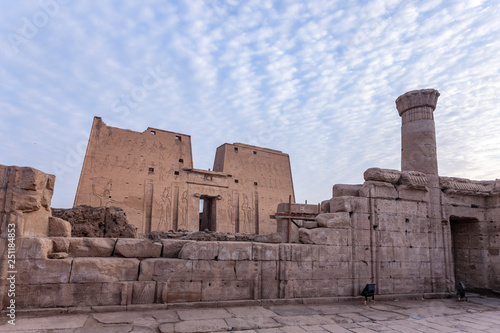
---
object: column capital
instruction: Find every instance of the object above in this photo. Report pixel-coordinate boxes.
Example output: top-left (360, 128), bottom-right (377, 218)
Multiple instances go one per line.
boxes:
top-left (396, 89), bottom-right (440, 117)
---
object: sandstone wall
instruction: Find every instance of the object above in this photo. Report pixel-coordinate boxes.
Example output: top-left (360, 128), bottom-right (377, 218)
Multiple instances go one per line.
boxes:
top-left (8, 236), bottom-right (439, 310)
top-left (74, 117), bottom-right (294, 235)
top-left (310, 168), bottom-right (500, 295)
top-left (0, 165), bottom-right (72, 310)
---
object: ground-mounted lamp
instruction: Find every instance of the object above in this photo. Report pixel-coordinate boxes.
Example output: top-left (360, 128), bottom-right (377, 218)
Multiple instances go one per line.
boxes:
top-left (456, 282), bottom-right (467, 302)
top-left (361, 283), bottom-right (376, 305)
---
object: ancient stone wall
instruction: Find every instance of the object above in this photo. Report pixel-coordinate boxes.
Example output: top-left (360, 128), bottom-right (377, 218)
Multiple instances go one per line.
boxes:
top-left (74, 117), bottom-right (294, 235)
top-left (8, 235), bottom-right (449, 310)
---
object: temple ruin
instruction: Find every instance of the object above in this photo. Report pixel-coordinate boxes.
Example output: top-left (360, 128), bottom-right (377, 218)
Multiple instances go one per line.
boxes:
top-left (74, 117), bottom-right (295, 235)
top-left (0, 89), bottom-right (498, 312)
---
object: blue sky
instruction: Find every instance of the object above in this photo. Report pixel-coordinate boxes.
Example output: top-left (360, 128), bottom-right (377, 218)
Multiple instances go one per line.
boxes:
top-left (1, 0), bottom-right (499, 208)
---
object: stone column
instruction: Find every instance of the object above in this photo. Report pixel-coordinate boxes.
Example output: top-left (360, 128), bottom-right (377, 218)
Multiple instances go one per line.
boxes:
top-left (395, 89), bottom-right (440, 175)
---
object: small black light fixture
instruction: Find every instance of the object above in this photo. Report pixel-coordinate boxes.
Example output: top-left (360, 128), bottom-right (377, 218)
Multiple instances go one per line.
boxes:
top-left (456, 281), bottom-right (467, 302)
top-left (361, 283), bottom-right (376, 305)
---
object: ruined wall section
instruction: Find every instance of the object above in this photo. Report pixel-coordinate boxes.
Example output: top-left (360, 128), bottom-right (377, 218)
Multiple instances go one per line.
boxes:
top-left (214, 143), bottom-right (295, 235)
top-left (74, 117), bottom-right (193, 234)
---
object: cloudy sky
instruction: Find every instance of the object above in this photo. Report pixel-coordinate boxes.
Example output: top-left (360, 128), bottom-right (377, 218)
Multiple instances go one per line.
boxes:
top-left (1, 0), bottom-right (499, 208)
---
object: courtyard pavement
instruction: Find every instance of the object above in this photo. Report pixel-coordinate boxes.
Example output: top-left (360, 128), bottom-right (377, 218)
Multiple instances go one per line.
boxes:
top-left (1, 295), bottom-right (500, 333)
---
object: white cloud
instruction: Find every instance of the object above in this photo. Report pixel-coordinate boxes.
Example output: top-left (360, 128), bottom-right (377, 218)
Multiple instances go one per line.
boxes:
top-left (0, 0), bottom-right (499, 208)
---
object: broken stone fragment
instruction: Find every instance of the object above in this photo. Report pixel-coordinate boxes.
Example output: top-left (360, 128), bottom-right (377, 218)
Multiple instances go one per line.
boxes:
top-left (399, 171), bottom-right (428, 190)
top-left (332, 184), bottom-right (362, 197)
top-left (161, 239), bottom-right (194, 258)
top-left (299, 228), bottom-right (349, 245)
top-left (363, 168), bottom-right (401, 184)
top-left (68, 237), bottom-right (116, 257)
top-left (48, 216), bottom-right (72, 237)
top-left (48, 252), bottom-right (69, 259)
top-left (316, 212), bottom-right (350, 229)
top-left (114, 238), bottom-right (162, 258)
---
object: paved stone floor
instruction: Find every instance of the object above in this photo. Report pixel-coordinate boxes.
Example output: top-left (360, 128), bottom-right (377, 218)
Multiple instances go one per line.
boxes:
top-left (1, 296), bottom-right (500, 333)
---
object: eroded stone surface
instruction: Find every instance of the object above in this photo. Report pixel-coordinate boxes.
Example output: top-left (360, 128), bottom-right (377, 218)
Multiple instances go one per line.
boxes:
top-left (315, 213), bottom-right (350, 229)
top-left (70, 258), bottom-right (140, 283)
top-left (52, 205), bottom-right (137, 238)
top-left (114, 239), bottom-right (162, 258)
top-left (48, 216), bottom-right (72, 237)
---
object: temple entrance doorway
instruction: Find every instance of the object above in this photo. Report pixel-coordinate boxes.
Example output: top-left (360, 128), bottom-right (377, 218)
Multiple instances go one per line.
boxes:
top-left (199, 196), bottom-right (216, 231)
top-left (449, 216), bottom-right (484, 292)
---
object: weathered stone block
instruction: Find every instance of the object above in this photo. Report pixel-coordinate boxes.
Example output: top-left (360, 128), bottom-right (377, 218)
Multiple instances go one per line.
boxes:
top-left (290, 244), bottom-right (318, 261)
top-left (16, 283), bottom-right (73, 308)
top-left (161, 239), bottom-right (194, 258)
top-left (350, 213), bottom-right (371, 230)
top-left (321, 199), bottom-right (330, 213)
top-left (261, 261), bottom-right (279, 299)
top-left (353, 261), bottom-right (371, 279)
top-left (397, 185), bottom-right (429, 202)
top-left (48, 252), bottom-right (68, 259)
top-left (292, 279), bottom-right (337, 298)
top-left (68, 238), bottom-right (116, 257)
top-left (285, 261), bottom-right (313, 280)
top-left (353, 246), bottom-right (371, 262)
top-left (352, 229), bottom-right (371, 246)
top-left (160, 281), bottom-right (202, 303)
top-left (191, 260), bottom-right (236, 281)
top-left (52, 237), bottom-right (70, 253)
top-left (235, 260), bottom-right (254, 281)
top-left (16, 237), bottom-right (53, 260)
top-left (48, 216), bottom-right (72, 237)
top-left (139, 258), bottom-right (192, 282)
top-left (299, 228), bottom-right (349, 246)
top-left (399, 171), bottom-right (428, 189)
top-left (374, 199), bottom-right (398, 215)
top-left (317, 245), bottom-right (351, 262)
top-left (218, 241), bottom-right (252, 260)
top-left (312, 261), bottom-right (351, 280)
top-left (17, 259), bottom-right (72, 284)
top-left (332, 184), bottom-right (362, 197)
top-left (70, 282), bottom-right (103, 306)
top-left (178, 241), bottom-right (219, 260)
top-left (70, 258), bottom-right (140, 283)
top-left (252, 243), bottom-right (279, 261)
top-left (316, 212), bottom-right (350, 229)
top-left (132, 281), bottom-right (156, 304)
top-left (114, 238), bottom-right (162, 258)
top-left (201, 280), bottom-right (252, 301)
top-left (364, 168), bottom-right (401, 184)
top-left (360, 181), bottom-right (398, 199)
top-left (279, 243), bottom-right (292, 261)
top-left (328, 197), bottom-right (351, 212)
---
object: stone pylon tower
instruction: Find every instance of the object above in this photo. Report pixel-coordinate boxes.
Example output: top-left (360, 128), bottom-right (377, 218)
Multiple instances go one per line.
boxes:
top-left (395, 89), bottom-right (440, 174)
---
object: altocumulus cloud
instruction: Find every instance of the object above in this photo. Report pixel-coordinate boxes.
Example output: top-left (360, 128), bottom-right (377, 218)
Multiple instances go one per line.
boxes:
top-left (0, 0), bottom-right (498, 208)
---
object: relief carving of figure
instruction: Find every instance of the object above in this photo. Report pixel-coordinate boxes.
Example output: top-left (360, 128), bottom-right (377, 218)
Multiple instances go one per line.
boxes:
top-left (157, 187), bottom-right (171, 230)
top-left (91, 179), bottom-right (116, 206)
top-left (242, 194), bottom-right (252, 232)
top-left (180, 190), bottom-right (188, 229)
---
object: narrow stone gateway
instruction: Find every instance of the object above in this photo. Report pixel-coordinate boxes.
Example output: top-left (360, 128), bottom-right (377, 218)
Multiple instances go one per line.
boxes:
top-left (0, 88), bottom-right (498, 311)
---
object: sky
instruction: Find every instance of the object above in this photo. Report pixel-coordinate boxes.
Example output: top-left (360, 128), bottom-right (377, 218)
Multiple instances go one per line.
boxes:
top-left (1, 0), bottom-right (499, 208)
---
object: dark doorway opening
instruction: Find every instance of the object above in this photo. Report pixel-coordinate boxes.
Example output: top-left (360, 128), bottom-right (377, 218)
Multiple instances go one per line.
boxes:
top-left (450, 216), bottom-right (485, 293)
top-left (199, 196), bottom-right (216, 231)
